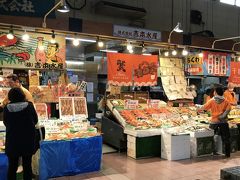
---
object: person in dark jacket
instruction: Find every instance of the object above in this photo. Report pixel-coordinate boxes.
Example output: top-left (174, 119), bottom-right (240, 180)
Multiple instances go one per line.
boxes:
top-left (3, 87), bottom-right (38, 180)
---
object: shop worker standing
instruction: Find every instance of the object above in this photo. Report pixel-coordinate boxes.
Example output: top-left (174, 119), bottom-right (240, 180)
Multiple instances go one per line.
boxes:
top-left (3, 88), bottom-right (38, 180)
top-left (1, 74), bottom-right (34, 107)
top-left (198, 86), bottom-right (231, 158)
top-left (224, 82), bottom-right (237, 106)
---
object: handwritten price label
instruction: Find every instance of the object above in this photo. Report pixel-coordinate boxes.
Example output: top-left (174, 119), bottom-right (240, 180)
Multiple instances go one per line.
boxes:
top-left (147, 99), bottom-right (160, 109)
top-left (124, 100), bottom-right (139, 109)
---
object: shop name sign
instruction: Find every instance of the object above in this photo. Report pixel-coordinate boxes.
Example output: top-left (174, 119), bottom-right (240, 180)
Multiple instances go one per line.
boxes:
top-left (0, 0), bottom-right (55, 17)
top-left (113, 25), bottom-right (161, 41)
top-left (124, 100), bottom-right (139, 109)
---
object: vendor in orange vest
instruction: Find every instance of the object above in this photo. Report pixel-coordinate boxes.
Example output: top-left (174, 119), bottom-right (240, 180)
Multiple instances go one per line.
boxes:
top-left (224, 83), bottom-right (237, 106)
top-left (203, 88), bottom-right (214, 104)
top-left (198, 85), bottom-right (231, 158)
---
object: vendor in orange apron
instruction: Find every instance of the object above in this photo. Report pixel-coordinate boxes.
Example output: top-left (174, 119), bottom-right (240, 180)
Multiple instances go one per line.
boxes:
top-left (199, 86), bottom-right (231, 158)
top-left (224, 83), bottom-right (237, 106)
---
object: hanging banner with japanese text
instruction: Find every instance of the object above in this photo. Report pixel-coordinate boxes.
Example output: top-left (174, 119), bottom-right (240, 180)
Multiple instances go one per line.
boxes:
top-left (0, 0), bottom-right (55, 17)
top-left (0, 29), bottom-right (65, 70)
top-left (107, 53), bottom-right (158, 86)
top-left (202, 51), bottom-right (231, 76)
top-left (228, 62), bottom-right (240, 86)
top-left (185, 54), bottom-right (203, 75)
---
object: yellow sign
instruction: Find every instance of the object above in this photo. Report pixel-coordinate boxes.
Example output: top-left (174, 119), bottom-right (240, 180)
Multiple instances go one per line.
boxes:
top-left (187, 55), bottom-right (203, 64)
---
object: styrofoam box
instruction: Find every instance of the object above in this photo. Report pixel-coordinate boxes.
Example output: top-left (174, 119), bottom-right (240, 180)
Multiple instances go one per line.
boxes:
top-left (0, 121), bottom-right (5, 131)
top-left (127, 135), bottom-right (136, 158)
top-left (161, 132), bottom-right (190, 160)
top-left (189, 130), bottom-right (214, 138)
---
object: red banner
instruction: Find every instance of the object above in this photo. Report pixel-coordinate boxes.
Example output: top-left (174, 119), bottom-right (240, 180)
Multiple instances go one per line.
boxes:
top-left (107, 53), bottom-right (158, 86)
top-left (203, 51), bottom-right (231, 76)
top-left (228, 62), bottom-right (240, 85)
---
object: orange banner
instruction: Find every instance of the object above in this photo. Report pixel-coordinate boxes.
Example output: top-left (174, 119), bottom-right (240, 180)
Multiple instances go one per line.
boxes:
top-left (107, 53), bottom-right (158, 86)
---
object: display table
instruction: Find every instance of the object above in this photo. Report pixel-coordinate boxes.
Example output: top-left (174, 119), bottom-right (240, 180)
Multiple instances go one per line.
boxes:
top-left (0, 153), bottom-right (8, 180)
top-left (39, 136), bottom-right (102, 180)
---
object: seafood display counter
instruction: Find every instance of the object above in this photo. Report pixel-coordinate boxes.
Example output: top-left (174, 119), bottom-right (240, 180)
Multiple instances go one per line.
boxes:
top-left (106, 99), bottom-right (220, 160)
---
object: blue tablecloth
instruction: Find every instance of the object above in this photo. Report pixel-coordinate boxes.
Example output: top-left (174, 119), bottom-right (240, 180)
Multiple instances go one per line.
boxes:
top-left (39, 136), bottom-right (102, 180)
top-left (0, 153), bottom-right (8, 180)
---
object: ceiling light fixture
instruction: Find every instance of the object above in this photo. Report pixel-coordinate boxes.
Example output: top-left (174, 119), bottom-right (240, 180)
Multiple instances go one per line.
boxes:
top-left (164, 51), bottom-right (169, 57)
top-left (127, 42), bottom-right (133, 51)
top-left (50, 30), bottom-right (56, 44)
top-left (142, 53), bottom-right (152, 56)
top-left (22, 30), bottom-right (30, 41)
top-left (65, 37), bottom-right (96, 43)
top-left (66, 61), bottom-right (84, 65)
top-left (72, 38), bottom-right (80, 46)
top-left (172, 50), bottom-right (177, 56)
top-left (168, 22), bottom-right (183, 44)
top-left (57, 0), bottom-right (70, 13)
top-left (97, 39), bottom-right (104, 48)
top-left (42, 0), bottom-right (70, 28)
top-left (198, 52), bottom-right (203, 58)
top-left (182, 48), bottom-right (188, 56)
top-left (100, 49), bottom-right (118, 53)
top-left (7, 27), bottom-right (14, 40)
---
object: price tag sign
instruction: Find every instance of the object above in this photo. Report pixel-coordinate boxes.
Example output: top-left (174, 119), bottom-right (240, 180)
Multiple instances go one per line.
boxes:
top-left (152, 113), bottom-right (167, 119)
top-left (147, 99), bottom-right (160, 109)
top-left (187, 55), bottom-right (203, 64)
top-left (124, 100), bottom-right (139, 109)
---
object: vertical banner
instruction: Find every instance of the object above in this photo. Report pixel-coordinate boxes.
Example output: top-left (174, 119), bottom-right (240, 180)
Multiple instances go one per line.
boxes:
top-left (228, 62), bottom-right (240, 86)
top-left (107, 53), bottom-right (158, 86)
top-left (202, 51), bottom-right (231, 76)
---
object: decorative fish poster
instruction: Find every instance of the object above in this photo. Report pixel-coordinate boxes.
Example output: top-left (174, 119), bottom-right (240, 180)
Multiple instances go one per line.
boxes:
top-left (0, 29), bottom-right (65, 70)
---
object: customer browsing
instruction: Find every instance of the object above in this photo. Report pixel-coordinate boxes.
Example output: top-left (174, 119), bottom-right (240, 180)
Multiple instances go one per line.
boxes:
top-left (3, 87), bottom-right (38, 180)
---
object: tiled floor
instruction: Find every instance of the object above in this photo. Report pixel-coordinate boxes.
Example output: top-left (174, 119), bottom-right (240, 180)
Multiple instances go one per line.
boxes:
top-left (51, 152), bottom-right (240, 180)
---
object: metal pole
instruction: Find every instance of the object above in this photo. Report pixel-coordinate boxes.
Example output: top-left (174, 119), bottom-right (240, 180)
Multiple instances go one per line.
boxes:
top-left (212, 36), bottom-right (240, 49)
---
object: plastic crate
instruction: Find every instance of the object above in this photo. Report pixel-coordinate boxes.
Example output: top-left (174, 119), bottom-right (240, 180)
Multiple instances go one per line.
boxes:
top-left (221, 166), bottom-right (240, 180)
top-left (191, 136), bottom-right (213, 157)
top-left (127, 135), bottom-right (161, 159)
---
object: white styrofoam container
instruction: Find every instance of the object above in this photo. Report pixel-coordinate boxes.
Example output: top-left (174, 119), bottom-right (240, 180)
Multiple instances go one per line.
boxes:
top-left (161, 132), bottom-right (190, 160)
top-left (127, 148), bottom-right (136, 158)
top-left (0, 121), bottom-right (5, 131)
top-left (189, 130), bottom-right (214, 138)
top-left (127, 135), bottom-right (136, 158)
